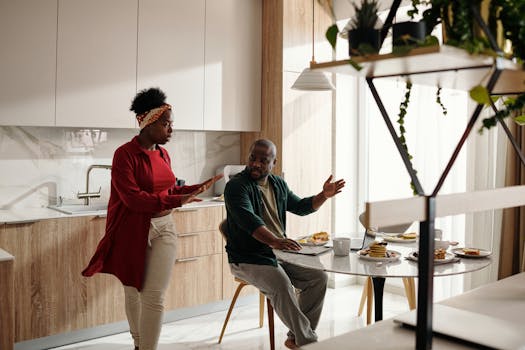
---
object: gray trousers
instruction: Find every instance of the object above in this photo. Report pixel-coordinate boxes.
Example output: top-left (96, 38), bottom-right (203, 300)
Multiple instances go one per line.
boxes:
top-left (229, 260), bottom-right (328, 346)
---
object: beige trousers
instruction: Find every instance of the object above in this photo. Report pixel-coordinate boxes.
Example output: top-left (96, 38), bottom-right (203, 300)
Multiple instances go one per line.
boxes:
top-left (124, 213), bottom-right (177, 350)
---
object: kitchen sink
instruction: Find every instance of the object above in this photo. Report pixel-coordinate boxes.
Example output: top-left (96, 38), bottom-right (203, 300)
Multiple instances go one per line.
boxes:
top-left (48, 204), bottom-right (108, 215)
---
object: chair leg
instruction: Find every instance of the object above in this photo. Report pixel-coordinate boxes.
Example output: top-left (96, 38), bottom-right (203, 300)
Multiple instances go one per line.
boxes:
top-left (259, 291), bottom-right (265, 328)
top-left (218, 282), bottom-right (247, 344)
top-left (267, 298), bottom-right (275, 350)
top-left (357, 279), bottom-right (368, 316)
top-left (366, 277), bottom-right (373, 325)
top-left (402, 277), bottom-right (416, 310)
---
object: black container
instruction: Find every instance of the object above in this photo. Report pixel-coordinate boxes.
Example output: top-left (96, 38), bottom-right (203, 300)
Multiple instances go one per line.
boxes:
top-left (392, 21), bottom-right (426, 46)
top-left (348, 28), bottom-right (381, 56)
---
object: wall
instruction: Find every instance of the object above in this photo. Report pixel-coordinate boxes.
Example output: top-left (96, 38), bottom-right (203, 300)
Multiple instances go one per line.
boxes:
top-left (0, 126), bottom-right (240, 209)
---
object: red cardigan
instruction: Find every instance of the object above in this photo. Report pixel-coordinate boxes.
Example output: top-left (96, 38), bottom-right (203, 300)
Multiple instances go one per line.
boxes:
top-left (81, 136), bottom-right (199, 290)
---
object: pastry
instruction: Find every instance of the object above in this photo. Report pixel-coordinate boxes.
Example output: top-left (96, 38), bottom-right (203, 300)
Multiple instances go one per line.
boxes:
top-left (462, 248), bottom-right (480, 256)
top-left (310, 231), bottom-right (329, 242)
top-left (434, 248), bottom-right (446, 260)
top-left (368, 241), bottom-right (388, 258)
top-left (401, 232), bottom-right (417, 239)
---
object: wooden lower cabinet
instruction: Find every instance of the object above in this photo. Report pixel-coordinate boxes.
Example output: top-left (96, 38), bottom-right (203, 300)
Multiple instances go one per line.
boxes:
top-left (0, 217), bottom-right (94, 341)
top-left (165, 254), bottom-right (223, 309)
top-left (0, 251), bottom-right (14, 350)
top-left (0, 206), bottom-right (230, 343)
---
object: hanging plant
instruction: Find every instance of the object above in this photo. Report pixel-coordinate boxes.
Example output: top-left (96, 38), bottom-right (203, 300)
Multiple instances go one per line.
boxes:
top-left (436, 87), bottom-right (448, 116)
top-left (422, 0), bottom-right (491, 55)
top-left (397, 80), bottom-right (419, 194)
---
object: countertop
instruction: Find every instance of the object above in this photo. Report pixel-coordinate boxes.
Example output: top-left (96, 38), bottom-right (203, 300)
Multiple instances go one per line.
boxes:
top-left (0, 197), bottom-right (224, 224)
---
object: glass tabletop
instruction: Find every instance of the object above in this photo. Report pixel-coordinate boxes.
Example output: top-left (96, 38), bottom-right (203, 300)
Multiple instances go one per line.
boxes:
top-left (274, 243), bottom-right (491, 278)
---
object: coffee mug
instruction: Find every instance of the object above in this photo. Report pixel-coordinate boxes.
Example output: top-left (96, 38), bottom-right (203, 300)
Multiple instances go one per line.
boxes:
top-left (333, 237), bottom-right (351, 256)
top-left (434, 229), bottom-right (443, 240)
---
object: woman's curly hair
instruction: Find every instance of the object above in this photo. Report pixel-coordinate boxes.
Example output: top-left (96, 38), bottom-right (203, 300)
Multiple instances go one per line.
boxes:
top-left (130, 87), bottom-right (167, 115)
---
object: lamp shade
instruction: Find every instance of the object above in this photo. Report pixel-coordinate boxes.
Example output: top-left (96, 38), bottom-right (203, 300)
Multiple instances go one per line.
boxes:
top-left (291, 68), bottom-right (335, 91)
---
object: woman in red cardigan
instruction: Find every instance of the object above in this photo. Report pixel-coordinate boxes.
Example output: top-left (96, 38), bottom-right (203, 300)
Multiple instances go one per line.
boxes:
top-left (82, 87), bottom-right (222, 350)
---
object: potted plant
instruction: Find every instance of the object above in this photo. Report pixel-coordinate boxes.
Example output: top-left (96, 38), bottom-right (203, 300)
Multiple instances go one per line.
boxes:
top-left (392, 0), bottom-right (427, 47)
top-left (324, 0), bottom-right (381, 64)
top-left (346, 0), bottom-right (382, 56)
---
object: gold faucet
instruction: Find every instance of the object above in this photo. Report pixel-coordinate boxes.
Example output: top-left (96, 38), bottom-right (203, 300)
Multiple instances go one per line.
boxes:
top-left (77, 164), bottom-right (112, 205)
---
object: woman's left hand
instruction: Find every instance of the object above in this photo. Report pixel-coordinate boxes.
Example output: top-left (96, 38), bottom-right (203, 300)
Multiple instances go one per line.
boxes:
top-left (195, 174), bottom-right (224, 195)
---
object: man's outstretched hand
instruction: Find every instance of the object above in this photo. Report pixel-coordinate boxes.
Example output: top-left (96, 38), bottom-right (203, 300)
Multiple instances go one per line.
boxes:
top-left (322, 175), bottom-right (345, 198)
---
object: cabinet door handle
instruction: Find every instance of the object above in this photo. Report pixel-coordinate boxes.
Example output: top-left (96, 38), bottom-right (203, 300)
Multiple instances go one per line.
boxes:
top-left (175, 207), bottom-right (198, 212)
top-left (177, 233), bottom-right (200, 237)
top-left (6, 219), bottom-right (38, 225)
top-left (176, 257), bottom-right (198, 263)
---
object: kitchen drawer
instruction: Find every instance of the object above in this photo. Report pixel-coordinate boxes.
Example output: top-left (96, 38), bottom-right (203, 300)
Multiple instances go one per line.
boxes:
top-left (165, 253), bottom-right (222, 309)
top-left (176, 230), bottom-right (222, 259)
top-left (172, 206), bottom-right (223, 234)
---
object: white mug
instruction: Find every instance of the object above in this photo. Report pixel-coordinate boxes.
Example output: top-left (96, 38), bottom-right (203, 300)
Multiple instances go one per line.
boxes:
top-left (333, 237), bottom-right (351, 256)
top-left (434, 229), bottom-right (443, 240)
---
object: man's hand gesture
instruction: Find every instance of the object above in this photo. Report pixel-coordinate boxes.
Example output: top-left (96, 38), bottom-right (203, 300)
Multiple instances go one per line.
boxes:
top-left (322, 175), bottom-right (345, 198)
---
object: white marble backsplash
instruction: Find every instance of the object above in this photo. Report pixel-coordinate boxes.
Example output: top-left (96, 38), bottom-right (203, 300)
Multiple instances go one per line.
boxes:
top-left (0, 126), bottom-right (240, 209)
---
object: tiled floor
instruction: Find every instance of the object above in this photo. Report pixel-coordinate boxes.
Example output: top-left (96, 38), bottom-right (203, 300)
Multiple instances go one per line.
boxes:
top-left (50, 284), bottom-right (409, 350)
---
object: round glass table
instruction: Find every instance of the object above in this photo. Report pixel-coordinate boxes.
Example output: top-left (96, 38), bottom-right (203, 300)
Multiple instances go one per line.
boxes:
top-left (275, 243), bottom-right (491, 322)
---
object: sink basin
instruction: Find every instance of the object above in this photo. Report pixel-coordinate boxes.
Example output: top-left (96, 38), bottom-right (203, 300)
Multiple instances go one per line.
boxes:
top-left (48, 204), bottom-right (108, 215)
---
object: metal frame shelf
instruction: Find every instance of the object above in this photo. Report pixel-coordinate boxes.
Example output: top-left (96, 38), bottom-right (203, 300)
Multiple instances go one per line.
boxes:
top-left (311, 3), bottom-right (525, 349)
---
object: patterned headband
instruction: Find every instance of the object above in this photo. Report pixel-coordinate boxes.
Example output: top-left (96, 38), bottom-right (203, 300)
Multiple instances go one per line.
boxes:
top-left (136, 104), bottom-right (172, 130)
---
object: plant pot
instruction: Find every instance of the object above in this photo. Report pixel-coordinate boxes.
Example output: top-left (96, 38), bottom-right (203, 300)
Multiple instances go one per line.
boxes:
top-left (392, 21), bottom-right (426, 47)
top-left (348, 28), bottom-right (381, 56)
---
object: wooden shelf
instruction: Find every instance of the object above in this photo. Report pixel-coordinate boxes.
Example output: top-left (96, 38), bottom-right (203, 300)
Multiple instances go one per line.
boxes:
top-left (311, 45), bottom-right (525, 95)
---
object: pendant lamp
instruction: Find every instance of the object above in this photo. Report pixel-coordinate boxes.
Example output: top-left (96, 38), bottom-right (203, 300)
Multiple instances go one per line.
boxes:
top-left (291, 0), bottom-right (335, 91)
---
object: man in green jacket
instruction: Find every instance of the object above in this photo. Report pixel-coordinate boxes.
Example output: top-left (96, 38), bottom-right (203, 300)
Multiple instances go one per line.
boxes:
top-left (224, 139), bottom-right (345, 349)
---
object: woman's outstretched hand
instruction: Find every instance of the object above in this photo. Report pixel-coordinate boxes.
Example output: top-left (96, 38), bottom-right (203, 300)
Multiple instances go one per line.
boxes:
top-left (196, 173), bottom-right (224, 195)
top-left (180, 174), bottom-right (224, 205)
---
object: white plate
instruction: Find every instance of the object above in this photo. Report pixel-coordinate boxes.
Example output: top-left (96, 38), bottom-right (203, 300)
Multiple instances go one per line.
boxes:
top-left (382, 234), bottom-right (417, 243)
top-left (452, 247), bottom-right (492, 258)
top-left (408, 251), bottom-right (456, 263)
top-left (296, 236), bottom-right (329, 246)
top-left (357, 249), bottom-right (401, 262)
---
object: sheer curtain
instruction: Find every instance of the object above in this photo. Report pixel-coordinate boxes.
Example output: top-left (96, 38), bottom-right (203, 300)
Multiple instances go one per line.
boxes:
top-left (364, 78), bottom-right (469, 299)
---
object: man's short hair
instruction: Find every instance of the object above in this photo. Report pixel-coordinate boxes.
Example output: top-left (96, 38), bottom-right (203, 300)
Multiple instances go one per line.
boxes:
top-left (250, 139), bottom-right (276, 158)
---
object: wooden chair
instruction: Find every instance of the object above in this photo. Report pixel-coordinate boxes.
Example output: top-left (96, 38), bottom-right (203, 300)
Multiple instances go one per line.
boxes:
top-left (218, 220), bottom-right (275, 350)
top-left (357, 213), bottom-right (416, 324)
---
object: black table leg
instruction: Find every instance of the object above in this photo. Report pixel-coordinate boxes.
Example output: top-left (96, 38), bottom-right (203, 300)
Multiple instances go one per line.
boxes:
top-left (372, 277), bottom-right (386, 321)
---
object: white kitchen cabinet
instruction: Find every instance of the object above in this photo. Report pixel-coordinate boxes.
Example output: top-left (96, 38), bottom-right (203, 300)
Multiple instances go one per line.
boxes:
top-left (55, 0), bottom-right (137, 128)
top-left (0, 0), bottom-right (57, 126)
top-left (204, 0), bottom-right (261, 131)
top-left (137, 0), bottom-right (205, 131)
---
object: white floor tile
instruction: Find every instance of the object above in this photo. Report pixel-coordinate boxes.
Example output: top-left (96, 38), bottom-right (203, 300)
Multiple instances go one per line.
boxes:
top-left (50, 285), bottom-right (410, 350)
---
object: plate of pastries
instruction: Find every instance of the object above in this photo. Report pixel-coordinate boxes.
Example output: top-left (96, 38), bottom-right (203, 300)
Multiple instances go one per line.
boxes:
top-left (408, 248), bottom-right (456, 263)
top-left (382, 232), bottom-right (417, 243)
top-left (451, 247), bottom-right (492, 258)
top-left (357, 241), bottom-right (401, 262)
top-left (296, 231), bottom-right (330, 246)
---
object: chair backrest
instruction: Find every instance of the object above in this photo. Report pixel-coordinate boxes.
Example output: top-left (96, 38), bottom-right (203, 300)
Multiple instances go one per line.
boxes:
top-left (219, 219), bottom-right (228, 240)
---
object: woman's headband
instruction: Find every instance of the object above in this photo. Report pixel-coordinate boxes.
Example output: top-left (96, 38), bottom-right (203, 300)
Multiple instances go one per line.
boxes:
top-left (136, 104), bottom-right (172, 130)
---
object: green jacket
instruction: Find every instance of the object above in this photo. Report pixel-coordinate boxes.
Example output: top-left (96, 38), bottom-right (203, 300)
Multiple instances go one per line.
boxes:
top-left (224, 169), bottom-right (316, 266)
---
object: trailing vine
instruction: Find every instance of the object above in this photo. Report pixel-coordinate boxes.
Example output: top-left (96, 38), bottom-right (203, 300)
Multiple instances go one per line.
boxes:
top-left (480, 94), bottom-right (525, 132)
top-left (397, 80), bottom-right (418, 194)
top-left (436, 87), bottom-right (447, 116)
